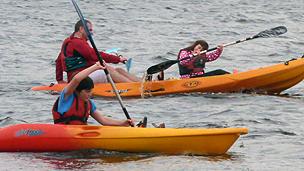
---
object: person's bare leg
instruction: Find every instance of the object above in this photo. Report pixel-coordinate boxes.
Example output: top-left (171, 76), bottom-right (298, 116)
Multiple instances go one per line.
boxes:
top-left (107, 66), bottom-right (133, 83)
top-left (115, 68), bottom-right (141, 82)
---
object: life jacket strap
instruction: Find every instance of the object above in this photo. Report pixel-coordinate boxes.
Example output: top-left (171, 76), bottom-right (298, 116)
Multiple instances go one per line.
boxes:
top-left (54, 115), bottom-right (87, 124)
top-left (63, 42), bottom-right (87, 72)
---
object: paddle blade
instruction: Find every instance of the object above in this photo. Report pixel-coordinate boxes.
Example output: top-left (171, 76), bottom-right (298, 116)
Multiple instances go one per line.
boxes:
top-left (125, 58), bottom-right (132, 72)
top-left (105, 48), bottom-right (121, 54)
top-left (255, 26), bottom-right (287, 38)
top-left (147, 60), bottom-right (179, 74)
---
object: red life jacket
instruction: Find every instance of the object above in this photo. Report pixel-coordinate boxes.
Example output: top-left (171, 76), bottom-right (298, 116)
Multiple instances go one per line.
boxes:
top-left (60, 35), bottom-right (87, 72)
top-left (52, 94), bottom-right (92, 125)
top-left (60, 34), bottom-right (89, 81)
top-left (59, 36), bottom-right (71, 72)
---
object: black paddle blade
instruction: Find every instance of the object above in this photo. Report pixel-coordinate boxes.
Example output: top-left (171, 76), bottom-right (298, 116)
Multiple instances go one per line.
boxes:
top-left (255, 26), bottom-right (287, 38)
top-left (147, 60), bottom-right (179, 74)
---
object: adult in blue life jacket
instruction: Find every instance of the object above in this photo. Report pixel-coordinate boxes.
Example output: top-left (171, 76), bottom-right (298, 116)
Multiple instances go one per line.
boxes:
top-left (52, 62), bottom-right (134, 126)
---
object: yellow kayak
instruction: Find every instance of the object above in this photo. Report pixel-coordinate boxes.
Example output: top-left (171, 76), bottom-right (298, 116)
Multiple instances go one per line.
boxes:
top-left (0, 124), bottom-right (248, 155)
top-left (32, 57), bottom-right (304, 97)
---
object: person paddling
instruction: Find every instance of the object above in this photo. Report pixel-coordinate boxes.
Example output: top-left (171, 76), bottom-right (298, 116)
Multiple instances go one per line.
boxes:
top-left (52, 62), bottom-right (134, 126)
top-left (55, 19), bottom-right (140, 84)
top-left (178, 40), bottom-right (229, 78)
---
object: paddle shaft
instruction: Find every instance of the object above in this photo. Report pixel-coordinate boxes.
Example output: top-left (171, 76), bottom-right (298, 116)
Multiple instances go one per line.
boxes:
top-left (105, 48), bottom-right (132, 72)
top-left (71, 0), bottom-right (132, 123)
top-left (146, 37), bottom-right (258, 74)
top-left (179, 35), bottom-right (259, 62)
top-left (146, 26), bottom-right (287, 74)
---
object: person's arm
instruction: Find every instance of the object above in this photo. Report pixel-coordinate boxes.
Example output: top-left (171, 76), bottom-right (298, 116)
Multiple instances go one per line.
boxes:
top-left (100, 52), bottom-right (124, 64)
top-left (178, 50), bottom-right (195, 69)
top-left (69, 39), bottom-right (99, 62)
top-left (64, 62), bottom-right (106, 97)
top-left (205, 45), bottom-right (224, 62)
top-left (91, 109), bottom-right (134, 126)
top-left (70, 39), bottom-right (123, 64)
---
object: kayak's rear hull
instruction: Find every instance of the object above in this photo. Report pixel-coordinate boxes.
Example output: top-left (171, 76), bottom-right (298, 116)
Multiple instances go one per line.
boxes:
top-left (0, 124), bottom-right (248, 155)
top-left (32, 57), bottom-right (304, 97)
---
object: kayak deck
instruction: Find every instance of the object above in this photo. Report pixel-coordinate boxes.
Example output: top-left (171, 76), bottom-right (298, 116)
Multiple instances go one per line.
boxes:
top-left (0, 124), bottom-right (248, 155)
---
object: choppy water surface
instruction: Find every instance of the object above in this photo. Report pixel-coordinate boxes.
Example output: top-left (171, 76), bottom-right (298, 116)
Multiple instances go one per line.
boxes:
top-left (0, 0), bottom-right (304, 170)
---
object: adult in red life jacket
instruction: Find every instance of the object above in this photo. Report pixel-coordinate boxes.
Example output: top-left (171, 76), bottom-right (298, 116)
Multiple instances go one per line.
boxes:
top-left (177, 40), bottom-right (229, 79)
top-left (55, 19), bottom-right (140, 84)
top-left (52, 61), bottom-right (134, 125)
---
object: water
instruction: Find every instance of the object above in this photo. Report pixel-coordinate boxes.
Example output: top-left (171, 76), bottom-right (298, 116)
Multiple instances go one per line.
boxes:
top-left (0, 0), bottom-right (304, 170)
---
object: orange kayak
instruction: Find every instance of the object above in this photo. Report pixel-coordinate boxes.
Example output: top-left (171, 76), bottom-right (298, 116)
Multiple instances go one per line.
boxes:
top-left (32, 57), bottom-right (304, 97)
top-left (0, 124), bottom-right (248, 155)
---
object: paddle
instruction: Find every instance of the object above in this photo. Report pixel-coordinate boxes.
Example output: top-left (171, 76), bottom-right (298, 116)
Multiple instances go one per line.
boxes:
top-left (71, 0), bottom-right (133, 126)
top-left (105, 48), bottom-right (132, 72)
top-left (125, 58), bottom-right (132, 72)
top-left (105, 48), bottom-right (121, 54)
top-left (146, 26), bottom-right (288, 75)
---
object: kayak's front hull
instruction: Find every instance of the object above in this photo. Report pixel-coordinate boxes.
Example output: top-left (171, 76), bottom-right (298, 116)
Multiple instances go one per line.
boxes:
top-left (0, 124), bottom-right (248, 155)
top-left (32, 57), bottom-right (304, 97)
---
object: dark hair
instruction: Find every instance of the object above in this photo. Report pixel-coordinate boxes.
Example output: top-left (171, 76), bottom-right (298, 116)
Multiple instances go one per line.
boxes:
top-left (184, 40), bottom-right (209, 51)
top-left (74, 19), bottom-right (91, 32)
top-left (76, 77), bottom-right (94, 92)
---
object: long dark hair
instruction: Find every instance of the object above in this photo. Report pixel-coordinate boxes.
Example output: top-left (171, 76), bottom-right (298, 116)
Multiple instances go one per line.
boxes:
top-left (76, 77), bottom-right (94, 92)
top-left (183, 40), bottom-right (209, 51)
top-left (74, 19), bottom-right (91, 32)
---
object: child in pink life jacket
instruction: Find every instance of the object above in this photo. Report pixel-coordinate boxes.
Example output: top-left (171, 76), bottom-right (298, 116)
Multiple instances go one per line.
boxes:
top-left (177, 40), bottom-right (229, 78)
